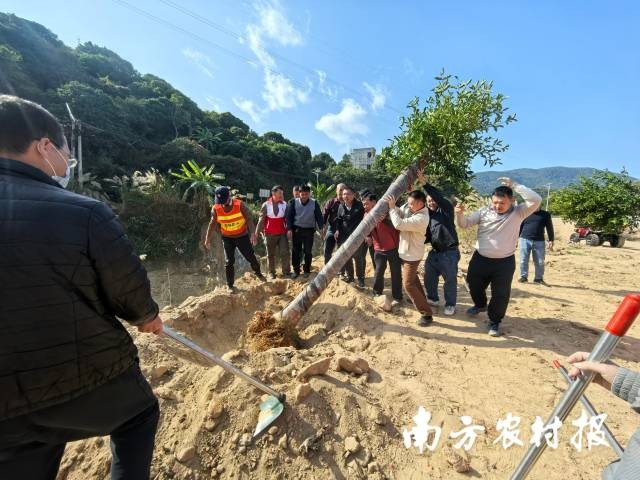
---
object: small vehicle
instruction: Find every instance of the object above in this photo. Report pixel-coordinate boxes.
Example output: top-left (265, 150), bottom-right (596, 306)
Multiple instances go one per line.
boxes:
top-left (568, 226), bottom-right (626, 248)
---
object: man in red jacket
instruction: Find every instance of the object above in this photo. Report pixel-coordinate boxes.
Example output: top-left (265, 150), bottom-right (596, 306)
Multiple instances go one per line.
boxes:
top-left (363, 193), bottom-right (402, 305)
top-left (255, 185), bottom-right (291, 279)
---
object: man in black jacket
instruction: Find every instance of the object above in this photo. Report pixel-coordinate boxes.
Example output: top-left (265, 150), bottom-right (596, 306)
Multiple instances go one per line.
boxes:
top-left (0, 95), bottom-right (163, 480)
top-left (518, 207), bottom-right (554, 283)
top-left (334, 186), bottom-right (366, 287)
top-left (422, 178), bottom-right (460, 315)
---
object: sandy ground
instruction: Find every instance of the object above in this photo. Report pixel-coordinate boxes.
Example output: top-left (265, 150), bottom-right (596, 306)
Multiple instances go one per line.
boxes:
top-left (57, 221), bottom-right (640, 480)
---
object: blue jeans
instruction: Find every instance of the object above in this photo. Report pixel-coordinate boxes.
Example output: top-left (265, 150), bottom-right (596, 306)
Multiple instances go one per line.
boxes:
top-left (423, 249), bottom-right (460, 307)
top-left (519, 238), bottom-right (545, 280)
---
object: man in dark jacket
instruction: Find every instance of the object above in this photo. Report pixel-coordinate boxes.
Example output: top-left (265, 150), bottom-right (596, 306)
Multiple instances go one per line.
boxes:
top-left (287, 185), bottom-right (324, 278)
top-left (422, 179), bottom-right (460, 315)
top-left (518, 207), bottom-right (554, 284)
top-left (0, 95), bottom-right (162, 480)
top-left (322, 183), bottom-right (345, 265)
top-left (335, 186), bottom-right (366, 287)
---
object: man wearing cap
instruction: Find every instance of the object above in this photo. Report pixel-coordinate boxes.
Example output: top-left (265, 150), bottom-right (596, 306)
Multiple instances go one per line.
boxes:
top-left (287, 185), bottom-right (324, 278)
top-left (204, 186), bottom-right (266, 289)
top-left (255, 185), bottom-right (291, 279)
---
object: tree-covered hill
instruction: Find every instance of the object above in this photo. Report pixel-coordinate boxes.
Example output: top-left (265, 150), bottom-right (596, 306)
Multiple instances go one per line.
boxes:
top-left (470, 166), bottom-right (601, 194)
top-left (0, 12), bottom-right (318, 193)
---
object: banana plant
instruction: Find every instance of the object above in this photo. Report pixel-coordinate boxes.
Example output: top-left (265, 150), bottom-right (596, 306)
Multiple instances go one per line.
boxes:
top-left (171, 160), bottom-right (225, 204)
top-left (308, 180), bottom-right (335, 206)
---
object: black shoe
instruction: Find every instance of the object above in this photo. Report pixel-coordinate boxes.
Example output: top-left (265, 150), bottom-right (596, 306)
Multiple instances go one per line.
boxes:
top-left (417, 315), bottom-right (433, 327)
top-left (269, 273), bottom-right (277, 280)
top-left (303, 272), bottom-right (310, 279)
top-left (533, 278), bottom-right (544, 284)
top-left (341, 276), bottom-right (354, 284)
top-left (356, 279), bottom-right (365, 288)
top-left (291, 272), bottom-right (300, 279)
top-left (518, 277), bottom-right (528, 283)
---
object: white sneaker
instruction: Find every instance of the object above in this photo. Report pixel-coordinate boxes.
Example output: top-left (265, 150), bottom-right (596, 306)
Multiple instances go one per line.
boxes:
top-left (443, 305), bottom-right (455, 316)
top-left (391, 299), bottom-right (401, 308)
top-left (427, 298), bottom-right (439, 307)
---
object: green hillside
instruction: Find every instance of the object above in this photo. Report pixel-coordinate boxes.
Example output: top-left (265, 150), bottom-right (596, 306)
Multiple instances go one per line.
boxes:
top-left (0, 12), bottom-right (316, 193)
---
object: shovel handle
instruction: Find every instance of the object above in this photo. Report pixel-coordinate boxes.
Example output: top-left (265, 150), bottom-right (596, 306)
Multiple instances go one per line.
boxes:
top-left (552, 360), bottom-right (624, 457)
top-left (605, 294), bottom-right (640, 337)
top-left (163, 326), bottom-right (285, 402)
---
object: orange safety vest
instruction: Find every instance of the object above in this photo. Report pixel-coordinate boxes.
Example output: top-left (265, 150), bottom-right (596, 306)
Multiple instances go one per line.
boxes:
top-left (213, 199), bottom-right (247, 236)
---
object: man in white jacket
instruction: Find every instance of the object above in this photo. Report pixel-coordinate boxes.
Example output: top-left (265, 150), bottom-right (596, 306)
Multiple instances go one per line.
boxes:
top-left (456, 177), bottom-right (541, 336)
top-left (388, 190), bottom-right (433, 326)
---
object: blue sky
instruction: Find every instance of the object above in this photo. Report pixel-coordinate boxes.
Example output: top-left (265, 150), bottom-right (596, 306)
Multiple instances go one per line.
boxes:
top-left (3, 0), bottom-right (639, 177)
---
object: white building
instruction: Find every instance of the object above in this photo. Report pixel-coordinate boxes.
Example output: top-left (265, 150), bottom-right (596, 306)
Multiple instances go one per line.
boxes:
top-left (350, 147), bottom-right (376, 170)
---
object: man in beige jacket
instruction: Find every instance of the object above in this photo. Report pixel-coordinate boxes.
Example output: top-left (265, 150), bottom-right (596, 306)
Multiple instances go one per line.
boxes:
top-left (388, 190), bottom-right (432, 326)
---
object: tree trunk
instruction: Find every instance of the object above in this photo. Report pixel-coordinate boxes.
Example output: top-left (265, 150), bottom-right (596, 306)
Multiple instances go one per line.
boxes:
top-left (280, 162), bottom-right (421, 328)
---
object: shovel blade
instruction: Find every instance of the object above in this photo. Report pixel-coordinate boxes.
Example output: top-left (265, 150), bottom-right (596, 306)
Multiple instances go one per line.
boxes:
top-left (254, 395), bottom-right (284, 437)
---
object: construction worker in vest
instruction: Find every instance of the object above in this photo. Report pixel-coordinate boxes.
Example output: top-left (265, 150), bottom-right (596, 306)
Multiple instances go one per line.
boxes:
top-left (287, 185), bottom-right (324, 279)
top-left (204, 186), bottom-right (266, 291)
top-left (255, 185), bottom-right (292, 279)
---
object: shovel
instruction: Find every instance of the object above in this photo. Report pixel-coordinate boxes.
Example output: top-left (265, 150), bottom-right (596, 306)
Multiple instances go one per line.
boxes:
top-left (162, 325), bottom-right (285, 437)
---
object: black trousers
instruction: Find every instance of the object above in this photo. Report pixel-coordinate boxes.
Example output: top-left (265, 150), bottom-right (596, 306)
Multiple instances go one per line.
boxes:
top-left (373, 248), bottom-right (403, 300)
top-left (467, 251), bottom-right (516, 325)
top-left (340, 239), bottom-right (366, 281)
top-left (292, 227), bottom-right (315, 273)
top-left (0, 364), bottom-right (159, 480)
top-left (222, 234), bottom-right (261, 287)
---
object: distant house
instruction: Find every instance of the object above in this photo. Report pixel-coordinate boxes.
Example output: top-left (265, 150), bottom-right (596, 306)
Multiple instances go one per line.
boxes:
top-left (350, 147), bottom-right (376, 170)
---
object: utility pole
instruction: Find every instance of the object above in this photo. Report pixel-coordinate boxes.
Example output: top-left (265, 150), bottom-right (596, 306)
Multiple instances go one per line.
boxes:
top-left (65, 103), bottom-right (83, 186)
top-left (545, 183), bottom-right (551, 210)
top-left (312, 168), bottom-right (321, 185)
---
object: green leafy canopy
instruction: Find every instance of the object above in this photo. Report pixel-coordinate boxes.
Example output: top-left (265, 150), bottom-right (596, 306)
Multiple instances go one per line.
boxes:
top-left (551, 170), bottom-right (640, 234)
top-left (380, 70), bottom-right (516, 197)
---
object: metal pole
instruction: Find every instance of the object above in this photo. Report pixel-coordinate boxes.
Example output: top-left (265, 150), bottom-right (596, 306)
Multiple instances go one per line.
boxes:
top-left (77, 120), bottom-right (83, 186)
top-left (552, 360), bottom-right (624, 458)
top-left (510, 294), bottom-right (640, 479)
top-left (545, 183), bottom-right (551, 210)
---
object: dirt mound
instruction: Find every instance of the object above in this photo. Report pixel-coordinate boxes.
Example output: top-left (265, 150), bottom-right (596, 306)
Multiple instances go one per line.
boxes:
top-left (245, 310), bottom-right (300, 352)
top-left (56, 224), bottom-right (640, 479)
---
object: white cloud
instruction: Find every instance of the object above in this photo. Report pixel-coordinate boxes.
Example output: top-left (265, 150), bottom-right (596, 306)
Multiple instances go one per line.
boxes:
top-left (363, 82), bottom-right (387, 111)
top-left (182, 48), bottom-right (215, 79)
top-left (316, 70), bottom-right (338, 101)
top-left (315, 99), bottom-right (369, 146)
top-left (239, 1), bottom-right (309, 117)
top-left (255, 1), bottom-right (303, 46)
top-left (262, 70), bottom-right (311, 110)
top-left (233, 97), bottom-right (263, 123)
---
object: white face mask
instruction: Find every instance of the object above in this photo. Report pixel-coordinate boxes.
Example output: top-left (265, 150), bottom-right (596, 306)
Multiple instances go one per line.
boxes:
top-left (42, 146), bottom-right (77, 189)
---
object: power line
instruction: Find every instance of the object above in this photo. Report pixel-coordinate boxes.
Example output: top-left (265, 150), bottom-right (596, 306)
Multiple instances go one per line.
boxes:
top-left (156, 0), bottom-right (405, 117)
top-left (111, 0), bottom-right (402, 128)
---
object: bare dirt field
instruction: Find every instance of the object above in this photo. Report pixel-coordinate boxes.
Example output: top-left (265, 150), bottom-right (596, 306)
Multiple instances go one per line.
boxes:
top-left (58, 222), bottom-right (640, 480)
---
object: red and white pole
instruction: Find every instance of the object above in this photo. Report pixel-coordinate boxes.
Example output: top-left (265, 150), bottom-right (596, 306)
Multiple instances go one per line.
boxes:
top-left (510, 294), bottom-right (640, 479)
